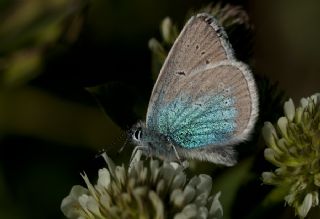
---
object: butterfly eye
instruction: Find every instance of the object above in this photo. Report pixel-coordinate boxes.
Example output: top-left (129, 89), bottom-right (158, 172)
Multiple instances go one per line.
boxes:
top-left (133, 128), bottom-right (142, 140)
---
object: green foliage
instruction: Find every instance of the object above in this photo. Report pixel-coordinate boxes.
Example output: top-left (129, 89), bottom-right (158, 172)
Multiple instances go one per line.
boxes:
top-left (0, 0), bottom-right (88, 87)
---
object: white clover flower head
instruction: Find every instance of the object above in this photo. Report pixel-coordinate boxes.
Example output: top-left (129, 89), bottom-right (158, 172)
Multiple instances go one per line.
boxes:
top-left (262, 93), bottom-right (320, 218)
top-left (61, 152), bottom-right (223, 219)
top-left (187, 2), bottom-right (250, 32)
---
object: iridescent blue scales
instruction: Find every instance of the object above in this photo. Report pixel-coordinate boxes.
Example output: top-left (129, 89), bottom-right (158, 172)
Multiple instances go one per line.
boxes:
top-left (131, 13), bottom-right (258, 166)
top-left (154, 94), bottom-right (237, 148)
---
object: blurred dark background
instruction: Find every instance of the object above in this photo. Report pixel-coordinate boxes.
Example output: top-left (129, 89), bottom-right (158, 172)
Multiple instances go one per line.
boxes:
top-left (0, 0), bottom-right (319, 219)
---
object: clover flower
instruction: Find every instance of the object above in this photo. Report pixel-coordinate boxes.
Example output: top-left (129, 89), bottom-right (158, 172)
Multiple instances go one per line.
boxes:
top-left (200, 3), bottom-right (251, 29)
top-left (262, 93), bottom-right (320, 218)
top-left (61, 152), bottom-right (223, 219)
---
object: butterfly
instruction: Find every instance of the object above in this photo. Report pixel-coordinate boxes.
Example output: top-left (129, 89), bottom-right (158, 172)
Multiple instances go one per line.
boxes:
top-left (130, 13), bottom-right (258, 166)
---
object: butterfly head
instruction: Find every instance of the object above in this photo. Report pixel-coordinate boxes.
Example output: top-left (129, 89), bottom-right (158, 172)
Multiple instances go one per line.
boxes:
top-left (130, 121), bottom-right (146, 145)
top-left (130, 122), bottom-right (180, 161)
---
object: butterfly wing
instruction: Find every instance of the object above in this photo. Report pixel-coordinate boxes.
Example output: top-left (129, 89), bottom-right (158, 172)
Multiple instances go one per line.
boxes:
top-left (146, 13), bottom-right (258, 165)
top-left (147, 13), bottom-right (234, 125)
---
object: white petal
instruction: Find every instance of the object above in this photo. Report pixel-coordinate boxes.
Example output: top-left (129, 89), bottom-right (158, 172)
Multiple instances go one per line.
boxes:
top-left (262, 122), bottom-right (281, 153)
top-left (156, 179), bottom-right (166, 195)
top-left (284, 193), bottom-right (295, 205)
top-left (161, 163), bottom-right (176, 183)
top-left (161, 17), bottom-right (173, 42)
top-left (174, 204), bottom-right (197, 219)
top-left (148, 38), bottom-right (164, 53)
top-left (78, 194), bottom-right (89, 210)
top-left (115, 166), bottom-right (126, 186)
top-left (100, 194), bottom-right (111, 209)
top-left (173, 213), bottom-right (185, 219)
top-left (187, 176), bottom-right (200, 187)
top-left (171, 172), bottom-right (187, 190)
top-left (284, 98), bottom-right (295, 121)
top-left (149, 191), bottom-right (164, 219)
top-left (169, 162), bottom-right (180, 170)
top-left (263, 122), bottom-right (277, 137)
top-left (78, 194), bottom-right (95, 218)
top-left (132, 187), bottom-right (147, 197)
top-left (101, 152), bottom-right (117, 177)
top-left (196, 174), bottom-right (212, 196)
top-left (295, 107), bottom-right (303, 123)
top-left (198, 206), bottom-right (209, 219)
top-left (183, 185), bottom-right (196, 204)
top-left (264, 148), bottom-right (281, 166)
top-left (97, 168), bottom-right (111, 189)
top-left (170, 189), bottom-right (184, 207)
top-left (297, 193), bottom-right (313, 218)
top-left (277, 117), bottom-right (288, 139)
top-left (194, 192), bottom-right (208, 206)
top-left (60, 185), bottom-right (88, 219)
top-left (277, 138), bottom-right (288, 152)
top-left (311, 93), bottom-right (320, 104)
top-left (150, 160), bottom-right (160, 183)
top-left (312, 191), bottom-right (319, 206)
top-left (81, 172), bottom-right (98, 201)
top-left (209, 191), bottom-right (223, 217)
top-left (137, 166), bottom-right (148, 183)
top-left (262, 172), bottom-right (277, 184)
top-left (300, 98), bottom-right (308, 108)
top-left (86, 196), bottom-right (102, 217)
top-left (313, 173), bottom-right (320, 187)
top-left (129, 150), bottom-right (142, 173)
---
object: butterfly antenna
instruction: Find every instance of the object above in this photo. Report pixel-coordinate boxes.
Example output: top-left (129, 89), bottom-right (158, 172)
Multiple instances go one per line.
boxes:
top-left (118, 129), bottom-right (130, 153)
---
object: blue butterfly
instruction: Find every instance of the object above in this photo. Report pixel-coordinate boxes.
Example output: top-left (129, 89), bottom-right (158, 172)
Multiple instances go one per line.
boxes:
top-left (131, 13), bottom-right (258, 166)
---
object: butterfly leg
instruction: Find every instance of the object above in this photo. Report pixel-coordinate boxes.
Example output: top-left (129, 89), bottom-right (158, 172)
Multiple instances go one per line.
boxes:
top-left (170, 144), bottom-right (182, 165)
top-left (129, 146), bottom-right (149, 171)
top-left (130, 146), bottom-right (146, 163)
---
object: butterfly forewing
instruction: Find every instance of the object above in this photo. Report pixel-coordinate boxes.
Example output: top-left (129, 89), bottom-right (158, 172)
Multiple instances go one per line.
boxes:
top-left (146, 14), bottom-right (234, 126)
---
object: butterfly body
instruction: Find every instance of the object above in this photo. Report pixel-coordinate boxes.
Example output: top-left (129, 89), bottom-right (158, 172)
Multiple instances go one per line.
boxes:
top-left (131, 123), bottom-right (176, 161)
top-left (131, 13), bottom-right (258, 166)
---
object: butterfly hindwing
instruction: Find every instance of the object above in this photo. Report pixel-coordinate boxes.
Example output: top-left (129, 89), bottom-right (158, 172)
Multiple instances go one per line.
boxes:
top-left (151, 61), bottom-right (257, 147)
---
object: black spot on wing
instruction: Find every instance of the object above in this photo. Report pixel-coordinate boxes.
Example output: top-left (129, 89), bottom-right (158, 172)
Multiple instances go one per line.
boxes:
top-left (176, 71), bottom-right (186, 76)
